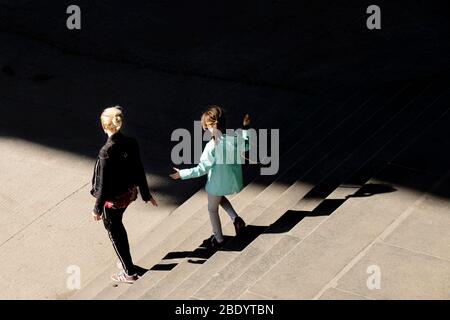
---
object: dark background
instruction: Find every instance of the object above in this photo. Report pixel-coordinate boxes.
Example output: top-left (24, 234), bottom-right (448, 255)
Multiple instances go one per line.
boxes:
top-left (1, 0), bottom-right (449, 202)
top-left (2, 1), bottom-right (449, 94)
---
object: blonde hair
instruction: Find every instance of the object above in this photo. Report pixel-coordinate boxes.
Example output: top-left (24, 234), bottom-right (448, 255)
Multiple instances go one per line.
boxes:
top-left (101, 106), bottom-right (124, 134)
top-left (201, 105), bottom-right (226, 132)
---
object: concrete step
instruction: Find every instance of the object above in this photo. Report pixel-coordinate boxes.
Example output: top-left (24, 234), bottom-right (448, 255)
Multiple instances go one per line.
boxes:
top-left (204, 234), bottom-right (302, 300)
top-left (311, 83), bottom-right (450, 198)
top-left (85, 76), bottom-right (442, 298)
top-left (239, 87), bottom-right (365, 186)
top-left (81, 173), bottom-right (259, 299)
top-left (288, 81), bottom-right (450, 240)
top-left (113, 203), bottom-right (263, 300)
top-left (255, 80), bottom-right (423, 204)
top-left (247, 163), bottom-right (447, 299)
top-left (198, 80), bottom-right (450, 299)
top-left (126, 88), bottom-right (385, 299)
top-left (188, 81), bottom-right (433, 299)
top-left (244, 82), bottom-right (423, 227)
top-left (70, 88), bottom-right (310, 299)
top-left (252, 89), bottom-right (379, 207)
top-left (69, 188), bottom-right (206, 299)
top-left (157, 83), bottom-right (414, 299)
top-left (331, 177), bottom-right (450, 299)
top-left (84, 91), bottom-right (328, 299)
top-left (215, 83), bottom-right (450, 299)
top-left (134, 204), bottom-right (272, 300)
top-left (246, 105), bottom-right (450, 299)
top-left (104, 88), bottom-right (373, 299)
top-left (239, 92), bottom-right (332, 182)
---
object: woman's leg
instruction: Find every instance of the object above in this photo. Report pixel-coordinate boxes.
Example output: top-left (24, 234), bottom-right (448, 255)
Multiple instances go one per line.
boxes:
top-left (102, 206), bottom-right (136, 276)
top-left (207, 193), bottom-right (224, 243)
top-left (219, 196), bottom-right (238, 222)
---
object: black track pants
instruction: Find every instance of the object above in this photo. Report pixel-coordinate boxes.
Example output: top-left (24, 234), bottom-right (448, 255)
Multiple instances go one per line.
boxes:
top-left (102, 206), bottom-right (136, 276)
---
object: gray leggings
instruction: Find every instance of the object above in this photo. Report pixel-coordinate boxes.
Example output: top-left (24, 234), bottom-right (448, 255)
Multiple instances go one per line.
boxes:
top-left (207, 193), bottom-right (238, 243)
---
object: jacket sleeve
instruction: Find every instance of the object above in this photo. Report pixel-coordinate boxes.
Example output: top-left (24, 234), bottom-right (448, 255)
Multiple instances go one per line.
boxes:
top-left (93, 149), bottom-right (109, 215)
top-left (134, 140), bottom-right (152, 202)
top-left (235, 126), bottom-right (251, 157)
top-left (242, 125), bottom-right (250, 152)
top-left (179, 141), bottom-right (215, 180)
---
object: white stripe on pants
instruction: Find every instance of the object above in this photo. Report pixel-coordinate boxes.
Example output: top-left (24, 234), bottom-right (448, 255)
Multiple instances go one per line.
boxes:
top-left (207, 193), bottom-right (238, 243)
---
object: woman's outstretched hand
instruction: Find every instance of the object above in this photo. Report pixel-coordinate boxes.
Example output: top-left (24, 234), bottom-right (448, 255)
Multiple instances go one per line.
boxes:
top-left (170, 167), bottom-right (181, 180)
top-left (92, 212), bottom-right (102, 221)
top-left (243, 114), bottom-right (251, 127)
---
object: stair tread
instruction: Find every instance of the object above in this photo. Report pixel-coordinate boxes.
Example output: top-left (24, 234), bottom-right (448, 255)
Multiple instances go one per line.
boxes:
top-left (113, 88), bottom-right (375, 299)
top-left (250, 165), bottom-right (444, 299)
top-left (249, 136), bottom-right (450, 300)
top-left (76, 78), bottom-right (449, 300)
top-left (72, 89), bottom-right (304, 299)
top-left (140, 83), bottom-right (406, 299)
top-left (176, 80), bottom-right (448, 300)
top-left (126, 88), bottom-right (384, 299)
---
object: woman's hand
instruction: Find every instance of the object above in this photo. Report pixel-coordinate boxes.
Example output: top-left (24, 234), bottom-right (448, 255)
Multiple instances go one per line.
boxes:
top-left (170, 167), bottom-right (181, 180)
top-left (149, 198), bottom-right (158, 207)
top-left (243, 114), bottom-right (251, 127)
top-left (92, 212), bottom-right (102, 221)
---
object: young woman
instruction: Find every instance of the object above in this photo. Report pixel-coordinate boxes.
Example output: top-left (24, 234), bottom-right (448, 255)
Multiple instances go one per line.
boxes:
top-left (170, 105), bottom-right (250, 248)
top-left (91, 106), bottom-right (158, 283)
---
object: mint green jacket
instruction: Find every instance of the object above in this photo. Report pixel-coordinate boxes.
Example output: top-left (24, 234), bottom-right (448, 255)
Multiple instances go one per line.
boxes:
top-left (179, 130), bottom-right (249, 196)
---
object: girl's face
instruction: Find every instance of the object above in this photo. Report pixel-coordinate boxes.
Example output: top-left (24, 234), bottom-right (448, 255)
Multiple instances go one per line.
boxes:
top-left (203, 121), bottom-right (216, 133)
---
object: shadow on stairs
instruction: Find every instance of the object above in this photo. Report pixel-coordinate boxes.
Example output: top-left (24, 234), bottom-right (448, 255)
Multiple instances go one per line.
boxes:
top-left (156, 183), bottom-right (396, 268)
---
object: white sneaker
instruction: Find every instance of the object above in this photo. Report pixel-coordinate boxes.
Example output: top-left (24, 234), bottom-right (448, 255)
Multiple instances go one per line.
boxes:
top-left (111, 271), bottom-right (138, 283)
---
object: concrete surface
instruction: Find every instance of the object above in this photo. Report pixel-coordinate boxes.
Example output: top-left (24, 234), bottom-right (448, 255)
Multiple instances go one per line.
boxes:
top-left (1, 1), bottom-right (450, 300)
top-left (335, 243), bottom-right (450, 300)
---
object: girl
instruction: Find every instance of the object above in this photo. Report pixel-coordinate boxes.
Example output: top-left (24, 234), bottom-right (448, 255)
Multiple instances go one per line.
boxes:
top-left (170, 105), bottom-right (250, 249)
top-left (91, 106), bottom-right (158, 283)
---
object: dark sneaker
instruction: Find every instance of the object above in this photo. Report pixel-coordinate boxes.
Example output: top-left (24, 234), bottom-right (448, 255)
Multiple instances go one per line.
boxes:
top-left (233, 216), bottom-right (246, 235)
top-left (111, 271), bottom-right (138, 283)
top-left (206, 235), bottom-right (224, 250)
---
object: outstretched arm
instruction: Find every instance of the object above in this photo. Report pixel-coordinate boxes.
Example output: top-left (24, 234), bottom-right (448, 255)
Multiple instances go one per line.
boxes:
top-left (171, 141), bottom-right (215, 180)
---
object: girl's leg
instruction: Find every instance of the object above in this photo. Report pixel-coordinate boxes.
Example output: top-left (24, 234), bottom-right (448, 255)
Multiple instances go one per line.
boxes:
top-left (221, 196), bottom-right (246, 235)
top-left (207, 193), bottom-right (224, 243)
top-left (219, 196), bottom-right (238, 222)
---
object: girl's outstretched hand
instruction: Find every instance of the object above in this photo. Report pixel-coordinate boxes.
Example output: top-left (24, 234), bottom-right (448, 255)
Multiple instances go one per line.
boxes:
top-left (170, 167), bottom-right (181, 180)
top-left (243, 114), bottom-right (251, 127)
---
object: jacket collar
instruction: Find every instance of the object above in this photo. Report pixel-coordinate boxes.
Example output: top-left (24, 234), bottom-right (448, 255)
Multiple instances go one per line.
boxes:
top-left (107, 131), bottom-right (123, 143)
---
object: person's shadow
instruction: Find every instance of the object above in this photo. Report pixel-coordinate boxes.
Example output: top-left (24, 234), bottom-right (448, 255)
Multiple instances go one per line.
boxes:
top-left (135, 265), bottom-right (151, 276)
top-left (150, 183), bottom-right (396, 268)
top-left (346, 183), bottom-right (396, 198)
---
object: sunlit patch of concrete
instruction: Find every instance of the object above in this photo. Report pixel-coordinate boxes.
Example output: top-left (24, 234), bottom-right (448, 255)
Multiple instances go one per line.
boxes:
top-left (0, 137), bottom-right (171, 299)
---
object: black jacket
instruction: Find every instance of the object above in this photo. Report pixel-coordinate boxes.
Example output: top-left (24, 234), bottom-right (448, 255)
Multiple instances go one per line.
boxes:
top-left (91, 132), bottom-right (152, 214)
